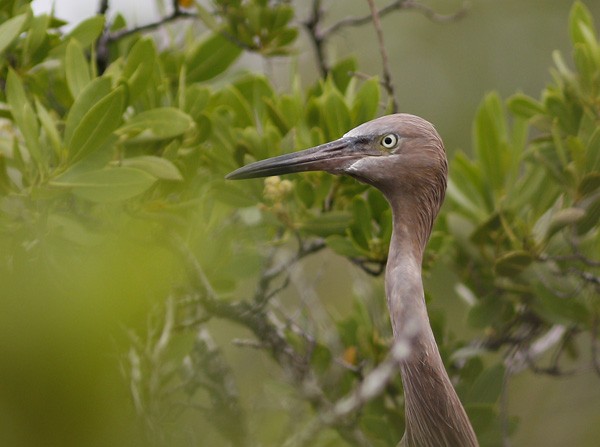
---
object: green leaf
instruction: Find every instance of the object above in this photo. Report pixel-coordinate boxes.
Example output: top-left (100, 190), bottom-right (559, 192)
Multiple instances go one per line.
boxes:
top-left (117, 108), bottom-right (194, 142)
top-left (330, 57), bottom-right (357, 93)
top-left (186, 33), bottom-right (242, 83)
top-left (5, 69), bottom-right (43, 168)
top-left (325, 235), bottom-right (364, 258)
top-left (321, 88), bottom-right (351, 140)
top-left (300, 211), bottom-right (352, 237)
top-left (23, 13), bottom-right (49, 57)
top-left (473, 92), bottom-right (507, 194)
top-left (494, 251), bottom-right (533, 277)
top-left (533, 284), bottom-right (589, 325)
top-left (507, 93), bottom-right (545, 119)
top-left (546, 207), bottom-right (585, 238)
top-left (65, 77), bottom-right (112, 145)
top-left (466, 364), bottom-right (505, 405)
top-left (66, 15), bottom-right (105, 47)
top-left (35, 99), bottom-right (62, 157)
top-left (578, 173), bottom-right (600, 198)
top-left (120, 156), bottom-right (183, 181)
top-left (569, 1), bottom-right (596, 46)
top-left (65, 38), bottom-right (92, 99)
top-left (352, 196), bottom-right (372, 242)
top-left (576, 196), bottom-right (600, 235)
top-left (352, 77), bottom-right (380, 125)
top-left (0, 12), bottom-right (30, 55)
top-left (467, 296), bottom-right (505, 329)
top-left (68, 86), bottom-right (125, 162)
top-left (51, 167), bottom-right (156, 202)
top-left (122, 37), bottom-right (157, 100)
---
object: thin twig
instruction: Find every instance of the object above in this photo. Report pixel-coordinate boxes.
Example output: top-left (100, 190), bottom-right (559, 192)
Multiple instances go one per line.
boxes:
top-left (366, 0), bottom-right (398, 112)
top-left (350, 257), bottom-right (386, 276)
top-left (505, 325), bottom-right (566, 375)
top-left (107, 10), bottom-right (197, 42)
top-left (254, 238), bottom-right (326, 306)
top-left (322, 0), bottom-right (468, 38)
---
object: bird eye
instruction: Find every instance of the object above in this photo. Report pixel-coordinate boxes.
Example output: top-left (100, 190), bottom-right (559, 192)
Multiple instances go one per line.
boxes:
top-left (381, 133), bottom-right (399, 149)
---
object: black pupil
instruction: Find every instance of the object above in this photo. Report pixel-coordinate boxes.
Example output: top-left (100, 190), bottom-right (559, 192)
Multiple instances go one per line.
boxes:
top-left (384, 136), bottom-right (394, 146)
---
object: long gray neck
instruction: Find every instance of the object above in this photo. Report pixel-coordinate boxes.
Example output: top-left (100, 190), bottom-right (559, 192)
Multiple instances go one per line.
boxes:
top-left (386, 197), bottom-right (478, 447)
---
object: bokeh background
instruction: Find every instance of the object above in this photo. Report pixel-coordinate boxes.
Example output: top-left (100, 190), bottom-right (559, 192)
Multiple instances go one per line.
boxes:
top-left (3, 1), bottom-right (599, 446)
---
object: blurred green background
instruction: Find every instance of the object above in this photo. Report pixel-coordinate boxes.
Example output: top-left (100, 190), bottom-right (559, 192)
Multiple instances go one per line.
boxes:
top-left (2, 1), bottom-right (600, 446)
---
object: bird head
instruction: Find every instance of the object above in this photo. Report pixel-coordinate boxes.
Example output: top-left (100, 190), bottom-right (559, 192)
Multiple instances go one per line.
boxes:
top-left (226, 114), bottom-right (447, 212)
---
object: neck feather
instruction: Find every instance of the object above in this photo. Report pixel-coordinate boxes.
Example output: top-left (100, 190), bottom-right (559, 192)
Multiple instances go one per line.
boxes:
top-left (386, 197), bottom-right (478, 447)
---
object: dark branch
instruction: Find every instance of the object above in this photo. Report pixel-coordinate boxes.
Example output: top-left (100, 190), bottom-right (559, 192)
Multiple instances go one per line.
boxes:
top-left (321, 0), bottom-right (468, 38)
top-left (97, 0), bottom-right (109, 15)
top-left (107, 10), bottom-right (197, 42)
top-left (303, 0), bottom-right (329, 77)
top-left (366, 0), bottom-right (398, 112)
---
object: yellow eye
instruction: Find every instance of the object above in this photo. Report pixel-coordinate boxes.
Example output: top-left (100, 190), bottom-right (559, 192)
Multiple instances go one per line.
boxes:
top-left (381, 133), bottom-right (398, 149)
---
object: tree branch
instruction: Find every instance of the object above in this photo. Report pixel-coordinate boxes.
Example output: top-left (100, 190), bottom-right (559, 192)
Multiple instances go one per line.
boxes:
top-left (366, 0), bottom-right (398, 112)
top-left (321, 0), bottom-right (468, 38)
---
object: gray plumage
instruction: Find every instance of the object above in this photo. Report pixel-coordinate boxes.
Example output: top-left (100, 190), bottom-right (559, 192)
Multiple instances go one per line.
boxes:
top-left (227, 114), bottom-right (479, 447)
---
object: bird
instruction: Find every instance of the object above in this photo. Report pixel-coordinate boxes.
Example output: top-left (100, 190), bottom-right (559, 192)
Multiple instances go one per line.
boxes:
top-left (226, 114), bottom-right (479, 447)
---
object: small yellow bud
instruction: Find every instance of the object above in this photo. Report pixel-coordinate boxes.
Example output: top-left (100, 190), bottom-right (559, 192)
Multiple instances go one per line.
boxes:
top-left (263, 176), bottom-right (293, 202)
top-left (342, 346), bottom-right (358, 366)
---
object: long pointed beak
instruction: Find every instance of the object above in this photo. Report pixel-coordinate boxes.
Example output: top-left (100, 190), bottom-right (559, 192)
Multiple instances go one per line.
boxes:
top-left (225, 137), bottom-right (365, 180)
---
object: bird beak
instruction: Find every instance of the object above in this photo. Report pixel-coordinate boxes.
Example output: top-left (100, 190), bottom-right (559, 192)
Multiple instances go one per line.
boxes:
top-left (225, 137), bottom-right (366, 180)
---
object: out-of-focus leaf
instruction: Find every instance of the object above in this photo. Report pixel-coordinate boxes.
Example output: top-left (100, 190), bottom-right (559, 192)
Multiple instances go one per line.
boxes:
top-left (467, 296), bottom-right (505, 329)
top-left (330, 57), bottom-right (357, 93)
top-left (300, 211), bottom-right (352, 237)
top-left (578, 173), bottom-right (600, 197)
top-left (473, 92), bottom-right (507, 194)
top-left (350, 196), bottom-right (371, 250)
top-left (186, 33), bottom-right (242, 83)
top-left (466, 364), bottom-right (505, 405)
top-left (569, 1), bottom-right (596, 46)
top-left (576, 196), bottom-right (600, 235)
top-left (321, 88), bottom-right (351, 141)
top-left (24, 13), bottom-right (49, 56)
top-left (494, 251), bottom-right (533, 277)
top-left (326, 235), bottom-right (364, 258)
top-left (533, 284), bottom-right (589, 325)
top-left (5, 69), bottom-right (43, 168)
top-left (470, 213), bottom-right (501, 245)
top-left (66, 15), bottom-right (105, 47)
top-left (65, 38), bottom-right (91, 99)
top-left (507, 93), bottom-right (545, 119)
top-left (211, 86), bottom-right (253, 128)
top-left (117, 108), bottom-right (194, 142)
top-left (0, 12), bottom-right (29, 55)
top-left (50, 167), bottom-right (156, 202)
top-left (546, 207), bottom-right (585, 238)
top-left (120, 156), bottom-right (183, 181)
top-left (447, 151), bottom-right (490, 218)
top-left (209, 182), bottom-right (257, 208)
top-left (35, 99), bottom-right (62, 157)
top-left (65, 77), bottom-right (112, 145)
top-left (122, 37), bottom-right (157, 100)
top-left (352, 77), bottom-right (380, 125)
top-left (68, 86), bottom-right (125, 162)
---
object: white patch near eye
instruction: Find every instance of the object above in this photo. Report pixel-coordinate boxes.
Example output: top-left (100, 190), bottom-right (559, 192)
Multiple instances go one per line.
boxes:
top-left (381, 133), bottom-right (398, 149)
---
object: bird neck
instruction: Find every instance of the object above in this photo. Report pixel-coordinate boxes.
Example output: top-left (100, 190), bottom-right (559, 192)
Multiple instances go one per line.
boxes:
top-left (386, 197), bottom-right (479, 447)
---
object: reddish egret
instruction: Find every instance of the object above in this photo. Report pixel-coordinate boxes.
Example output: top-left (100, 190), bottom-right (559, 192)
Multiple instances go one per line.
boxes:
top-left (226, 114), bottom-right (478, 447)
